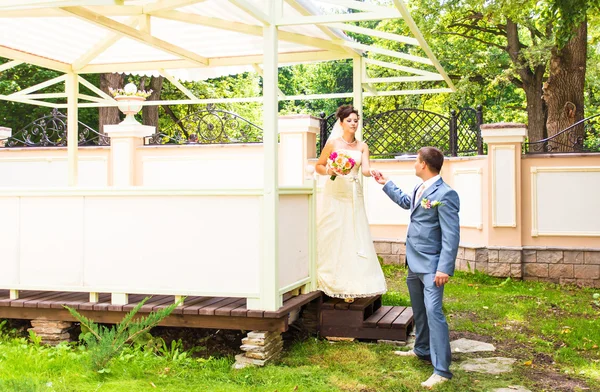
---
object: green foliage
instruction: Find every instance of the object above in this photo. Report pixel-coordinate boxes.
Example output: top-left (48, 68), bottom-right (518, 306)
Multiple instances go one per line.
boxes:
top-left (64, 296), bottom-right (183, 371)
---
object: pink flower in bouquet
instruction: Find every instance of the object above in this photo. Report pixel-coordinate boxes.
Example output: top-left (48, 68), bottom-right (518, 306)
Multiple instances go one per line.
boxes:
top-left (327, 151), bottom-right (356, 181)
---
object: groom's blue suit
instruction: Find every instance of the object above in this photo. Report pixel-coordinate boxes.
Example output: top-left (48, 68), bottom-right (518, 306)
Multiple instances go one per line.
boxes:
top-left (383, 177), bottom-right (460, 379)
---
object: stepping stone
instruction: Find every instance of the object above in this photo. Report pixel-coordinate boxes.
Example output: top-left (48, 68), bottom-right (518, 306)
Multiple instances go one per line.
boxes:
top-left (492, 387), bottom-right (532, 392)
top-left (450, 338), bottom-right (495, 353)
top-left (459, 357), bottom-right (516, 374)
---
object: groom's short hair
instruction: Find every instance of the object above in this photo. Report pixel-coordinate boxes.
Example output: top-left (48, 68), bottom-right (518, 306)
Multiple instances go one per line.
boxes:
top-left (418, 147), bottom-right (444, 173)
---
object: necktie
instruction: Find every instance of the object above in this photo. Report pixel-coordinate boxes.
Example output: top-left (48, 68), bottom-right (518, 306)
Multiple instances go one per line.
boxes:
top-left (414, 183), bottom-right (425, 208)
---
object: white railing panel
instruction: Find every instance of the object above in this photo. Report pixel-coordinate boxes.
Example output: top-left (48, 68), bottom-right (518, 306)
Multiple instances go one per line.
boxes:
top-left (0, 197), bottom-right (19, 286)
top-left (278, 193), bottom-right (310, 290)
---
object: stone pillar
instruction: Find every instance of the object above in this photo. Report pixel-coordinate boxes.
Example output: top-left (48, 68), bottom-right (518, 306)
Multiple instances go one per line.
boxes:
top-left (278, 115), bottom-right (318, 186)
top-left (29, 320), bottom-right (73, 346)
top-left (104, 123), bottom-right (154, 186)
top-left (0, 126), bottom-right (11, 147)
top-left (481, 123), bottom-right (527, 277)
top-left (233, 330), bottom-right (283, 369)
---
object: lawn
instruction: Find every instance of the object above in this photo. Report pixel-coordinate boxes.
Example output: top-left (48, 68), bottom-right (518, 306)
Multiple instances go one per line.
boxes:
top-left (0, 265), bottom-right (598, 392)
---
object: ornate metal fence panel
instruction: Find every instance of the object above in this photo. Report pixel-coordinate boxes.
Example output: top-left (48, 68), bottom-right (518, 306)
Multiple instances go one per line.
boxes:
top-left (317, 107), bottom-right (483, 158)
top-left (364, 109), bottom-right (451, 157)
top-left (147, 104), bottom-right (263, 145)
top-left (524, 113), bottom-right (600, 154)
top-left (452, 106), bottom-right (484, 156)
top-left (1, 109), bottom-right (108, 147)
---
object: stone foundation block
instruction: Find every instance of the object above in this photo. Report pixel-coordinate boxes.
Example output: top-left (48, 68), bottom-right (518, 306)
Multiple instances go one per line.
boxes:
top-left (524, 263), bottom-right (548, 278)
top-left (374, 242), bottom-right (391, 254)
top-left (499, 250), bottom-right (521, 264)
top-left (488, 250), bottom-right (499, 263)
top-left (392, 243), bottom-right (406, 255)
top-left (475, 249), bottom-right (488, 263)
top-left (584, 252), bottom-right (600, 265)
top-left (234, 330), bottom-right (283, 368)
top-left (28, 320), bottom-right (73, 346)
top-left (537, 251), bottom-right (563, 264)
top-left (510, 264), bottom-right (523, 278)
top-left (523, 250), bottom-right (537, 263)
top-left (488, 263), bottom-right (510, 277)
top-left (464, 248), bottom-right (476, 262)
top-left (564, 251), bottom-right (584, 264)
top-left (574, 265), bottom-right (600, 279)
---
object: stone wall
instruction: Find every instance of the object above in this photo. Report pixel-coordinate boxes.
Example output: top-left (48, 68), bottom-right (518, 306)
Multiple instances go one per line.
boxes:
top-left (374, 239), bottom-right (600, 288)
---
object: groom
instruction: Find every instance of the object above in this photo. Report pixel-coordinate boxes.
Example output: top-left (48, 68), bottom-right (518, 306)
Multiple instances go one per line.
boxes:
top-left (373, 147), bottom-right (460, 389)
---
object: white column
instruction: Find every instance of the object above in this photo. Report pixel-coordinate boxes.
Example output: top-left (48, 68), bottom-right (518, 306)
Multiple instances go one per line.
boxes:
top-left (66, 72), bottom-right (79, 186)
top-left (353, 57), bottom-right (363, 141)
top-left (104, 123), bottom-right (154, 186)
top-left (278, 115), bottom-right (318, 186)
top-left (248, 0), bottom-right (282, 312)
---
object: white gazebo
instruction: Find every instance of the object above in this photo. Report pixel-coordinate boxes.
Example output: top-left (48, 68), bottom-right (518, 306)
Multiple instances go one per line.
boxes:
top-left (0, 0), bottom-right (453, 312)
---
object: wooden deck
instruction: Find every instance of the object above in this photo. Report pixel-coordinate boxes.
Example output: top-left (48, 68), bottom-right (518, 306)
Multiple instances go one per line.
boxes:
top-left (0, 290), bottom-right (321, 333)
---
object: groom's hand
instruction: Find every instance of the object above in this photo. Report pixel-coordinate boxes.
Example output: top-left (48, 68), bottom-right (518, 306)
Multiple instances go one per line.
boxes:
top-left (372, 170), bottom-right (388, 185)
top-left (434, 271), bottom-right (449, 287)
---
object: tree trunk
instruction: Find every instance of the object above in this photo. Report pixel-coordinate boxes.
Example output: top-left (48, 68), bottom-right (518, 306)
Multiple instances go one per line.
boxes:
top-left (506, 19), bottom-right (547, 144)
top-left (543, 20), bottom-right (587, 152)
top-left (141, 76), bottom-right (164, 129)
top-left (99, 73), bottom-right (124, 134)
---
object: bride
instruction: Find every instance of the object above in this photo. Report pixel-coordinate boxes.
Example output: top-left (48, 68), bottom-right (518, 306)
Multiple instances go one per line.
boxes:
top-left (315, 105), bottom-right (387, 302)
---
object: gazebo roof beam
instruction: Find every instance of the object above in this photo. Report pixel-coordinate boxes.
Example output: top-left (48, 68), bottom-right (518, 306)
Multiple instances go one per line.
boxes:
top-left (0, 0), bottom-right (123, 10)
top-left (392, 0), bottom-right (456, 91)
top-left (0, 5), bottom-right (142, 17)
top-left (0, 46), bottom-right (71, 72)
top-left (324, 23), bottom-right (419, 46)
top-left (78, 75), bottom-right (115, 101)
top-left (60, 6), bottom-right (209, 66)
top-left (72, 16), bottom-right (139, 71)
top-left (277, 10), bottom-right (401, 26)
top-left (0, 60), bottom-right (24, 72)
top-left (343, 41), bottom-right (432, 65)
top-left (158, 68), bottom-right (198, 100)
top-left (227, 0), bottom-right (271, 25)
top-left (151, 10), bottom-right (345, 53)
top-left (78, 50), bottom-right (350, 73)
top-left (364, 58), bottom-right (439, 77)
top-left (142, 0), bottom-right (207, 14)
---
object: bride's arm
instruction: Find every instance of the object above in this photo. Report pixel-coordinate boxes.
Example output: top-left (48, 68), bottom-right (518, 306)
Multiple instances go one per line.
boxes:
top-left (315, 141), bottom-right (335, 176)
top-left (361, 142), bottom-right (373, 177)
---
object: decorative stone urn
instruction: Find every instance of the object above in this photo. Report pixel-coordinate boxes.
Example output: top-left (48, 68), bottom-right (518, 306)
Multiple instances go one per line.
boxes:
top-left (113, 82), bottom-right (148, 125)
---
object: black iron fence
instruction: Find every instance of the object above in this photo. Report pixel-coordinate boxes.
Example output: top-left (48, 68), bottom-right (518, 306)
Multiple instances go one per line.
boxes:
top-left (0, 108), bottom-right (108, 147)
top-left (318, 106), bottom-right (484, 158)
top-left (146, 104), bottom-right (263, 145)
top-left (523, 114), bottom-right (600, 154)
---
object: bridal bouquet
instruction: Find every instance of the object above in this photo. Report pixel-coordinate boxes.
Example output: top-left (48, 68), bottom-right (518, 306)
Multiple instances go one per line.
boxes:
top-left (327, 151), bottom-right (356, 181)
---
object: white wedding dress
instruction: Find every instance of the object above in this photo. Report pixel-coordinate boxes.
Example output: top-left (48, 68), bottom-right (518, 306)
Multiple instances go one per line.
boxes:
top-left (317, 148), bottom-right (387, 298)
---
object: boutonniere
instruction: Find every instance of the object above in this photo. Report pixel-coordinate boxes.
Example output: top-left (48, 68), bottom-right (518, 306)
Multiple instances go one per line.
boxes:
top-left (421, 198), bottom-right (443, 209)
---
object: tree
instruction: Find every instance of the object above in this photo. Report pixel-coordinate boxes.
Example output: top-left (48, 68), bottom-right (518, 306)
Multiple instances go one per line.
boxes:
top-left (99, 73), bottom-right (124, 134)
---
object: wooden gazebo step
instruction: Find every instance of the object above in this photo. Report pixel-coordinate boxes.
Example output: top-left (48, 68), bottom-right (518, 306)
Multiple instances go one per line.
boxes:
top-left (320, 295), bottom-right (413, 341)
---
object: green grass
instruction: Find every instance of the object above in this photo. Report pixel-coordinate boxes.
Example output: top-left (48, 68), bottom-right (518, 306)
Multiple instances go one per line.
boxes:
top-left (0, 267), bottom-right (599, 391)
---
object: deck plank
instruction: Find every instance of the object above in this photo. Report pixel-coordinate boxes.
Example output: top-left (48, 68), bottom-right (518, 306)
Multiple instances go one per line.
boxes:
top-left (392, 307), bottom-right (413, 329)
top-left (263, 291), bottom-right (322, 318)
top-left (79, 294), bottom-right (111, 311)
top-left (183, 297), bottom-right (225, 315)
top-left (10, 291), bottom-right (54, 308)
top-left (48, 292), bottom-right (89, 309)
top-left (172, 296), bottom-right (210, 315)
top-left (214, 298), bottom-right (246, 317)
top-left (0, 291), bottom-right (42, 307)
top-left (363, 306), bottom-right (393, 328)
top-left (38, 292), bottom-right (81, 309)
top-left (198, 297), bottom-right (240, 316)
top-left (377, 306), bottom-right (406, 328)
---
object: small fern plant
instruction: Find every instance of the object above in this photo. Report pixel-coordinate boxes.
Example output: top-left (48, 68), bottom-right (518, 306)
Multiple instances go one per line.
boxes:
top-left (64, 296), bottom-right (183, 371)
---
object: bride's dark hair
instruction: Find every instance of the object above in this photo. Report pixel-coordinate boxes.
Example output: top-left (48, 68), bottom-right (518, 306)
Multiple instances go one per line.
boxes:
top-left (336, 105), bottom-right (359, 121)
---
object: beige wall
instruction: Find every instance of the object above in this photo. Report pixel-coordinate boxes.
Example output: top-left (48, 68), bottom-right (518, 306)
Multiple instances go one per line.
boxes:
top-left (521, 154), bottom-right (600, 248)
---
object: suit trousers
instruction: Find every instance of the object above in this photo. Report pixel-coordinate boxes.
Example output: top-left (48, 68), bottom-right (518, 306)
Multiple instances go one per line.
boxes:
top-left (407, 267), bottom-right (452, 379)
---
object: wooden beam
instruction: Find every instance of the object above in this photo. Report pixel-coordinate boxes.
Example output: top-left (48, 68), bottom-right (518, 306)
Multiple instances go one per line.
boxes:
top-left (79, 50), bottom-right (350, 73)
top-left (391, 0), bottom-right (456, 91)
top-left (0, 46), bottom-right (71, 72)
top-left (9, 75), bottom-right (67, 96)
top-left (365, 75), bottom-right (444, 83)
top-left (252, 64), bottom-right (285, 98)
top-left (228, 0), bottom-right (270, 25)
top-left (142, 0), bottom-right (207, 14)
top-left (60, 6), bottom-right (209, 66)
top-left (343, 41), bottom-right (432, 65)
top-left (0, 95), bottom-right (61, 107)
top-left (364, 58), bottom-right (439, 77)
top-left (78, 75), bottom-right (115, 101)
top-left (158, 68), bottom-right (198, 100)
top-left (0, 5), bottom-right (142, 16)
top-left (0, 60), bottom-right (24, 72)
top-left (324, 23), bottom-right (419, 46)
top-left (72, 16), bottom-right (139, 71)
top-left (0, 0), bottom-right (123, 10)
top-left (277, 10), bottom-right (401, 26)
top-left (151, 10), bottom-right (345, 52)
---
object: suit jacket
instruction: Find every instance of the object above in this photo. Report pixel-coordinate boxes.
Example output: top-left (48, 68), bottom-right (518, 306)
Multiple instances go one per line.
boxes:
top-left (382, 178), bottom-right (460, 275)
